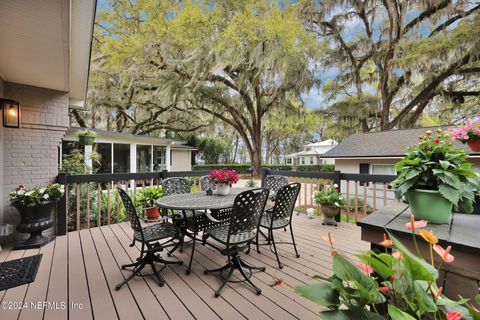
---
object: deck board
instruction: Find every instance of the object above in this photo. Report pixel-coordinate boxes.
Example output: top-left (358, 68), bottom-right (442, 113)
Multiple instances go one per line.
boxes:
top-left (0, 215), bottom-right (369, 319)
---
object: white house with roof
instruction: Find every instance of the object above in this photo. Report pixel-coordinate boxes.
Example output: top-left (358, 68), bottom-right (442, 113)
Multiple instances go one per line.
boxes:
top-left (285, 139), bottom-right (337, 165)
top-left (62, 127), bottom-right (196, 173)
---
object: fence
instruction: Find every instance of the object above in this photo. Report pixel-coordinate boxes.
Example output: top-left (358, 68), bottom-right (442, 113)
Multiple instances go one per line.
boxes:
top-left (56, 169), bottom-right (397, 235)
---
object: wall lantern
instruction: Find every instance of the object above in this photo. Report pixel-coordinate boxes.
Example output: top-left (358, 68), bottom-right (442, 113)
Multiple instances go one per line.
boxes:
top-left (1, 99), bottom-right (20, 128)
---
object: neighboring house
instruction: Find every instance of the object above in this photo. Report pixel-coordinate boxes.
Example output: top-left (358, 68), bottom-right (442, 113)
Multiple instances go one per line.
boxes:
top-left (0, 0), bottom-right (97, 242)
top-left (62, 128), bottom-right (196, 173)
top-left (285, 139), bottom-right (338, 165)
top-left (322, 127), bottom-right (480, 174)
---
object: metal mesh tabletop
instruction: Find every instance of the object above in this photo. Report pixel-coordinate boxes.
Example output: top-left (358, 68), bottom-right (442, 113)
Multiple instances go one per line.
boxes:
top-left (155, 188), bottom-right (250, 211)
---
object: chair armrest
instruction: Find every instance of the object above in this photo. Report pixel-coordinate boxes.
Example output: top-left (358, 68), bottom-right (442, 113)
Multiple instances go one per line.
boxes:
top-left (205, 211), bottom-right (222, 223)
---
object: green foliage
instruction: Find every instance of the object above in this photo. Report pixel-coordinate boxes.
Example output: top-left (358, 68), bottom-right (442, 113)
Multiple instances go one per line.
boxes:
top-left (246, 179), bottom-right (258, 188)
top-left (59, 149), bottom-right (101, 175)
top-left (393, 129), bottom-right (480, 213)
top-left (295, 230), bottom-right (476, 319)
top-left (314, 186), bottom-right (345, 208)
top-left (75, 129), bottom-right (96, 137)
top-left (192, 164), bottom-right (335, 174)
top-left (192, 135), bottom-right (230, 164)
top-left (134, 186), bottom-right (163, 208)
top-left (346, 197), bottom-right (374, 214)
top-left (10, 183), bottom-right (64, 207)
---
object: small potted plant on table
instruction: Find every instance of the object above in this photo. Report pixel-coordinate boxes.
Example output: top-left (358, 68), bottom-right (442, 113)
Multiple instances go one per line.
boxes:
top-left (314, 184), bottom-right (345, 226)
top-left (449, 120), bottom-right (480, 152)
top-left (393, 129), bottom-right (479, 224)
top-left (207, 169), bottom-right (240, 196)
top-left (76, 129), bottom-right (96, 146)
top-left (10, 183), bottom-right (65, 249)
top-left (135, 186), bottom-right (163, 220)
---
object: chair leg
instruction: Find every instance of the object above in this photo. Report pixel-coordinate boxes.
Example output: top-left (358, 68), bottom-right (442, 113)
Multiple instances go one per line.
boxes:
top-left (239, 259), bottom-right (266, 271)
top-left (214, 266), bottom-right (234, 298)
top-left (129, 238), bottom-right (136, 247)
top-left (237, 263), bottom-right (262, 295)
top-left (290, 223), bottom-right (300, 258)
top-left (204, 262), bottom-right (232, 274)
top-left (256, 230), bottom-right (261, 254)
top-left (116, 260), bottom-right (147, 290)
top-left (270, 231), bottom-right (283, 269)
top-left (121, 260), bottom-right (141, 270)
top-left (284, 227), bottom-right (287, 232)
top-left (186, 235), bottom-right (196, 274)
top-left (167, 239), bottom-right (182, 256)
top-left (149, 262), bottom-right (165, 287)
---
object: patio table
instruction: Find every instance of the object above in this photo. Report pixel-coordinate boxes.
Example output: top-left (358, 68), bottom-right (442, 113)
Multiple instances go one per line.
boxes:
top-left (357, 201), bottom-right (480, 304)
top-left (155, 188), bottom-right (251, 273)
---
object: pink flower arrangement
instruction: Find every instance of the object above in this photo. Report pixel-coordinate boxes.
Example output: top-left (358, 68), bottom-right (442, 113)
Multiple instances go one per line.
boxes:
top-left (207, 169), bottom-right (240, 186)
top-left (448, 120), bottom-right (480, 143)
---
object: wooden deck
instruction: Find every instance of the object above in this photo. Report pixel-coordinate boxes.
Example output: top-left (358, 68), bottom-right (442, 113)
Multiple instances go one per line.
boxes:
top-left (0, 215), bottom-right (370, 320)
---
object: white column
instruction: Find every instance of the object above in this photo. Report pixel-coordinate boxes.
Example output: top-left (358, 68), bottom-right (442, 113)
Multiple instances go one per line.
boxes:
top-left (84, 144), bottom-right (93, 173)
top-left (150, 145), bottom-right (154, 172)
top-left (166, 144), bottom-right (171, 172)
top-left (111, 143), bottom-right (114, 173)
top-left (130, 143), bottom-right (137, 173)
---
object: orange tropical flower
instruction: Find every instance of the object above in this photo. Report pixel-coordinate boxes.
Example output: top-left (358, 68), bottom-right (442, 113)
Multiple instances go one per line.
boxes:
top-left (446, 312), bottom-right (462, 320)
top-left (379, 233), bottom-right (393, 248)
top-left (379, 286), bottom-right (393, 293)
top-left (419, 229), bottom-right (438, 244)
top-left (406, 215), bottom-right (428, 231)
top-left (321, 235), bottom-right (334, 243)
top-left (431, 286), bottom-right (443, 298)
top-left (433, 245), bottom-right (454, 263)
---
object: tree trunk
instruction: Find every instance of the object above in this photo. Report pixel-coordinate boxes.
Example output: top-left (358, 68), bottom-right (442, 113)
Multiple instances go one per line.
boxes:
top-left (250, 124), bottom-right (263, 176)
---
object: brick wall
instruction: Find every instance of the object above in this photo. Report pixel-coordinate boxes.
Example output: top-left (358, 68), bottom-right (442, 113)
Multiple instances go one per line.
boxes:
top-left (0, 82), bottom-right (69, 245)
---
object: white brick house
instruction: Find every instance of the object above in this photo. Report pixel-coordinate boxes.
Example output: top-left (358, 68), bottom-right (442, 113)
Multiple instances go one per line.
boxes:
top-left (0, 0), bottom-right (96, 244)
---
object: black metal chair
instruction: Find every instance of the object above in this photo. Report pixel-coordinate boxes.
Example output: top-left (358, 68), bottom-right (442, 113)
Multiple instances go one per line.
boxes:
top-left (263, 175), bottom-right (289, 200)
top-left (199, 175), bottom-right (215, 191)
top-left (116, 187), bottom-right (182, 290)
top-left (256, 183), bottom-right (301, 269)
top-left (203, 188), bottom-right (269, 297)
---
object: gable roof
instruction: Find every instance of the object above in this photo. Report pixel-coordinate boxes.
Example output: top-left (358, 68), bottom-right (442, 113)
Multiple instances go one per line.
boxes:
top-left (322, 126), bottom-right (480, 158)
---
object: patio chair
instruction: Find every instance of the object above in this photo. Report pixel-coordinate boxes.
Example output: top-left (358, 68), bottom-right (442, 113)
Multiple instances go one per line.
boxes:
top-left (263, 175), bottom-right (289, 200)
top-left (116, 188), bottom-right (182, 290)
top-left (263, 174), bottom-right (289, 231)
top-left (203, 188), bottom-right (269, 297)
top-left (199, 175), bottom-right (215, 191)
top-left (256, 183), bottom-right (301, 269)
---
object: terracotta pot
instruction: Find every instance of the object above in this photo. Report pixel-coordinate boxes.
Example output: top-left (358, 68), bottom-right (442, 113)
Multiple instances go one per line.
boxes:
top-left (145, 207), bottom-right (160, 220)
top-left (467, 137), bottom-right (480, 152)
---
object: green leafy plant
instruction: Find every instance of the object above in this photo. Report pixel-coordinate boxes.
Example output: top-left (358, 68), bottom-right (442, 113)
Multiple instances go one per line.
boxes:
top-left (10, 183), bottom-right (65, 207)
top-left (314, 185), bottom-right (346, 208)
top-left (392, 129), bottom-right (480, 213)
top-left (295, 218), bottom-right (480, 319)
top-left (76, 129), bottom-right (97, 137)
top-left (246, 179), bottom-right (258, 188)
top-left (346, 197), bottom-right (374, 214)
top-left (135, 187), bottom-right (163, 208)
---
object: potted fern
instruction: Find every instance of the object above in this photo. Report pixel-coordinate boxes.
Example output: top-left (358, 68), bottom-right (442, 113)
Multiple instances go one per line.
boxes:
top-left (392, 129), bottom-right (479, 223)
top-left (135, 186), bottom-right (163, 220)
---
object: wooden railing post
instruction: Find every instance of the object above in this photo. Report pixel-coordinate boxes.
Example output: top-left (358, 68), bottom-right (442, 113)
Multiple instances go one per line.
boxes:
top-left (57, 173), bottom-right (68, 236)
top-left (260, 168), bottom-right (268, 188)
top-left (333, 170), bottom-right (341, 222)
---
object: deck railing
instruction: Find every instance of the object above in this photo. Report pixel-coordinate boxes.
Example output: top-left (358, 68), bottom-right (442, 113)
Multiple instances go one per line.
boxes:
top-left (56, 169), bottom-right (397, 235)
top-left (261, 169), bottom-right (397, 222)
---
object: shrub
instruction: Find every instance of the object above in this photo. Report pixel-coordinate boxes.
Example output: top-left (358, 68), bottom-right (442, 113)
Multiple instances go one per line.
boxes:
top-left (134, 186), bottom-right (163, 208)
top-left (345, 197), bottom-right (374, 214)
top-left (192, 164), bottom-right (335, 174)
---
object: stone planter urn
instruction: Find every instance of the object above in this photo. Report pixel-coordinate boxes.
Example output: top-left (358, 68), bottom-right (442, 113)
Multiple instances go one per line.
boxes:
top-left (12, 201), bottom-right (55, 250)
top-left (215, 183), bottom-right (231, 196)
top-left (321, 205), bottom-right (340, 227)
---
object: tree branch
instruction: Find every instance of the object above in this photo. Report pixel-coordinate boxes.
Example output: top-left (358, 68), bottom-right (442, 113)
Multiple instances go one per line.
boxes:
top-left (429, 3), bottom-right (480, 36)
top-left (403, 0), bottom-right (450, 34)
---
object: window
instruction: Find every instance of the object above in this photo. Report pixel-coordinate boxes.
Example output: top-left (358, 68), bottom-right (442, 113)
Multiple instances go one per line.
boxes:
top-left (301, 157), bottom-right (305, 165)
top-left (359, 163), bottom-right (370, 174)
top-left (153, 146), bottom-right (166, 171)
top-left (310, 156), bottom-right (314, 164)
top-left (137, 145), bottom-right (152, 172)
top-left (286, 158), bottom-right (292, 164)
top-left (372, 164), bottom-right (396, 175)
top-left (93, 143), bottom-right (112, 173)
top-left (113, 143), bottom-right (130, 173)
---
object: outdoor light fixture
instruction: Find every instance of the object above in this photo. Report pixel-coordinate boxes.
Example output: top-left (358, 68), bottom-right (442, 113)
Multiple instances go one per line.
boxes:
top-left (1, 99), bottom-right (20, 128)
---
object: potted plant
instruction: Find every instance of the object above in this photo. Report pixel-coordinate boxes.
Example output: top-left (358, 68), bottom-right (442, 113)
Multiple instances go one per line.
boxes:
top-left (135, 186), bottom-right (163, 219)
top-left (314, 184), bottom-right (345, 226)
top-left (207, 169), bottom-right (240, 195)
top-left (295, 219), bottom-right (480, 319)
top-left (10, 183), bottom-right (65, 249)
top-left (76, 129), bottom-right (96, 146)
top-left (393, 129), bottom-right (479, 224)
top-left (448, 120), bottom-right (480, 152)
